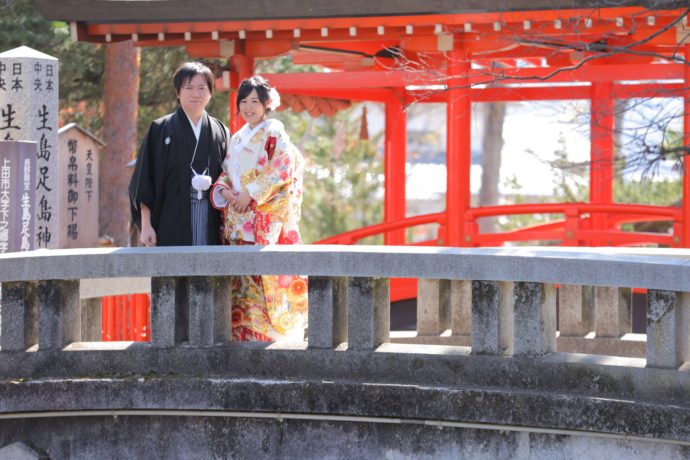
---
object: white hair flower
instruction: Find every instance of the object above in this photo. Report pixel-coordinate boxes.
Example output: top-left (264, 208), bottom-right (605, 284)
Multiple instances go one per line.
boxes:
top-left (267, 87), bottom-right (281, 111)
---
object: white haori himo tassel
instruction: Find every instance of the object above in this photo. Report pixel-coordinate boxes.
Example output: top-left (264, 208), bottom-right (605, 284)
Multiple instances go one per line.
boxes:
top-left (191, 170), bottom-right (212, 199)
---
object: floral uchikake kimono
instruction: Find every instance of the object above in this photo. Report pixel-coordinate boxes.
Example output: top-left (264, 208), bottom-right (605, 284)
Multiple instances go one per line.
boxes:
top-left (211, 118), bottom-right (307, 342)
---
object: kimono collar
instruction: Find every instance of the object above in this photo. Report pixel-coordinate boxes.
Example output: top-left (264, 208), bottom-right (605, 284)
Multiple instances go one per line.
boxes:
top-left (184, 110), bottom-right (206, 141)
top-left (235, 120), bottom-right (267, 152)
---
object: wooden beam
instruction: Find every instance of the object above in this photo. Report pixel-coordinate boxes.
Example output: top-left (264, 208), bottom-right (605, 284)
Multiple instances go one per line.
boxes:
top-left (36, 1), bottom-right (670, 23)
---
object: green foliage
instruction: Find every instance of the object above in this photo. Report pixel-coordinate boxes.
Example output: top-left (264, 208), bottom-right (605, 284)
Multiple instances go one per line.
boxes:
top-left (297, 112), bottom-right (383, 244)
top-left (614, 178), bottom-right (681, 206)
top-left (271, 102), bottom-right (383, 244)
top-left (0, 1), bottom-right (105, 134)
top-left (0, 0), bottom-right (56, 49)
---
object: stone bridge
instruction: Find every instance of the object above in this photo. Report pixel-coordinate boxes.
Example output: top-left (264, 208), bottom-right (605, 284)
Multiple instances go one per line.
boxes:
top-left (0, 246), bottom-right (689, 459)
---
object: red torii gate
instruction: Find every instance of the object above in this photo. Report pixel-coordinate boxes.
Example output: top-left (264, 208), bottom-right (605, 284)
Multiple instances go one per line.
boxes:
top-left (38, 1), bottom-right (690, 268)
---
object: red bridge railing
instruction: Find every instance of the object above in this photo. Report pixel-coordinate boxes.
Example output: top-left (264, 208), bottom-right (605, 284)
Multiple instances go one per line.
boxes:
top-left (314, 202), bottom-right (682, 301)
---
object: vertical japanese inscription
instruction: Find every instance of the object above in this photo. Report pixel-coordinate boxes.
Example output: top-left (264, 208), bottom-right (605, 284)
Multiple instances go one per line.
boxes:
top-left (85, 148), bottom-right (94, 202)
top-left (20, 157), bottom-right (32, 250)
top-left (36, 103), bottom-right (53, 248)
top-left (0, 158), bottom-right (11, 252)
top-left (66, 137), bottom-right (79, 240)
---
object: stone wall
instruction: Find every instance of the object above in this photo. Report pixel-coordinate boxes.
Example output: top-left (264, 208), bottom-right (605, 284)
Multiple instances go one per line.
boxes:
top-left (0, 245), bottom-right (689, 458)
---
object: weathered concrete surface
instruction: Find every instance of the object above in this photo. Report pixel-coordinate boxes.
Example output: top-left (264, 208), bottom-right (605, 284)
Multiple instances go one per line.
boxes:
top-left (450, 279), bottom-right (471, 335)
top-left (0, 344), bottom-right (689, 421)
top-left (0, 414), bottom-right (688, 460)
top-left (1, 246), bottom-right (689, 456)
top-left (471, 281), bottom-right (513, 355)
top-left (417, 279), bottom-right (450, 335)
top-left (79, 297), bottom-right (101, 342)
top-left (212, 276), bottom-right (233, 343)
top-left (559, 284), bottom-right (594, 336)
top-left (595, 286), bottom-right (631, 338)
top-left (0, 442), bottom-right (46, 460)
top-left (308, 276), bottom-right (347, 349)
top-left (347, 277), bottom-right (389, 350)
top-left (513, 282), bottom-right (556, 355)
top-left (646, 290), bottom-right (690, 369)
top-left (38, 280), bottom-right (80, 350)
top-left (391, 333), bottom-right (648, 358)
top-left (0, 282), bottom-right (31, 351)
top-left (150, 277), bottom-right (176, 347)
top-left (1, 246), bottom-right (689, 292)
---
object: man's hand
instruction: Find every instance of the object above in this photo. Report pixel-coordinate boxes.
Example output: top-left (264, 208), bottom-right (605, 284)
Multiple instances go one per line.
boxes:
top-left (140, 204), bottom-right (157, 247)
top-left (140, 225), bottom-right (157, 247)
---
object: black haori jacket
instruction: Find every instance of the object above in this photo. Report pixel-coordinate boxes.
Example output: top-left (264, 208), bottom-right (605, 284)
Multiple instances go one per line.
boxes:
top-left (129, 107), bottom-right (228, 246)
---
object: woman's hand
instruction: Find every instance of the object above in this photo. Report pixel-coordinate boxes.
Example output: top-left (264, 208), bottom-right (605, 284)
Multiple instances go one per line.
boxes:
top-left (233, 190), bottom-right (253, 213)
top-left (221, 188), bottom-right (237, 208)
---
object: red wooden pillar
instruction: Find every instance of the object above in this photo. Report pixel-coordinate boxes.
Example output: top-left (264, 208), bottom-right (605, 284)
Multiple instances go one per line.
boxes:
top-left (683, 44), bottom-right (690, 247)
top-left (384, 91), bottom-right (407, 245)
top-left (446, 50), bottom-right (472, 247)
top-left (590, 81), bottom-right (615, 240)
top-left (228, 55), bottom-right (254, 132)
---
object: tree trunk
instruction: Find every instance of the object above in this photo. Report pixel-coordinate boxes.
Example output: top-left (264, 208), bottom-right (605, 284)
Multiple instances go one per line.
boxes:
top-left (100, 40), bottom-right (140, 246)
top-left (478, 102), bottom-right (506, 233)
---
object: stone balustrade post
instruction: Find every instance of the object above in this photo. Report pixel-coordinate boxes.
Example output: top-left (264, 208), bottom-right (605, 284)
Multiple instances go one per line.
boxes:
top-left (38, 280), bottom-right (80, 349)
top-left (594, 286), bottom-right (631, 338)
top-left (80, 298), bottom-right (102, 342)
top-left (417, 279), bottom-right (450, 335)
top-left (347, 277), bottom-right (389, 350)
top-left (0, 281), bottom-right (38, 351)
top-left (514, 282), bottom-right (557, 355)
top-left (450, 280), bottom-right (472, 336)
top-left (471, 281), bottom-right (514, 355)
top-left (150, 277), bottom-right (179, 347)
top-left (308, 276), bottom-right (348, 349)
top-left (188, 276), bottom-right (214, 347)
top-left (212, 276), bottom-right (233, 343)
top-left (646, 290), bottom-right (690, 369)
top-left (558, 285), bottom-right (594, 336)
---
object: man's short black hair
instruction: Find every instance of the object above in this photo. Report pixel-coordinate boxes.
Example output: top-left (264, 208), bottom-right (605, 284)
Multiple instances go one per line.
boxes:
top-left (173, 62), bottom-right (214, 99)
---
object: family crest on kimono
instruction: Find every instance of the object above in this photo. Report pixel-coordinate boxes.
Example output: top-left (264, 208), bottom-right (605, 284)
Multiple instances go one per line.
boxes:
top-left (210, 75), bottom-right (308, 342)
top-left (129, 62), bottom-right (228, 247)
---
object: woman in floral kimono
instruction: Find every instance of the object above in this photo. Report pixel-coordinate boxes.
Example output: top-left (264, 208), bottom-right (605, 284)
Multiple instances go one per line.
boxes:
top-left (210, 76), bottom-right (307, 342)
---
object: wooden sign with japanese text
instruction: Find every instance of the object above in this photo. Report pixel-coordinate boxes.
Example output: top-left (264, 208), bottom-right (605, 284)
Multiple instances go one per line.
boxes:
top-left (57, 124), bottom-right (101, 248)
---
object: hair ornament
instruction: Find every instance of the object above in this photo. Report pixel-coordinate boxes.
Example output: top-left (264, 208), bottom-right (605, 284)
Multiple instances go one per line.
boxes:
top-left (267, 87), bottom-right (281, 111)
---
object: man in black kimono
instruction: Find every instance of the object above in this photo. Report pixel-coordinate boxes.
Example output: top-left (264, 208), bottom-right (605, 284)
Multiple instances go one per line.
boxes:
top-left (129, 62), bottom-right (228, 246)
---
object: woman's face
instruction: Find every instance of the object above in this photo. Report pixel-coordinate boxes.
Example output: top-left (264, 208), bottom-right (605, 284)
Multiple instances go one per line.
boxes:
top-left (239, 89), bottom-right (267, 128)
top-left (177, 74), bottom-right (211, 118)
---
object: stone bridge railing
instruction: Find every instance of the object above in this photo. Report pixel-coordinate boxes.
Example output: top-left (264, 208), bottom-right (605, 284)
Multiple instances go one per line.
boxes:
top-left (0, 246), bottom-right (689, 458)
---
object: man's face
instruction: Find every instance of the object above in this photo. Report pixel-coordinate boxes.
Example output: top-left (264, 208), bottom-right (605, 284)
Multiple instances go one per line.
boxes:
top-left (177, 74), bottom-right (211, 116)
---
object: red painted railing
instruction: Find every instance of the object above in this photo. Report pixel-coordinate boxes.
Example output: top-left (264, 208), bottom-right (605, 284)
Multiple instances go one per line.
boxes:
top-left (314, 203), bottom-right (683, 301)
top-left (316, 212), bottom-right (446, 245)
top-left (464, 203), bottom-right (681, 247)
top-left (316, 203), bottom-right (682, 248)
top-left (101, 294), bottom-right (150, 342)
